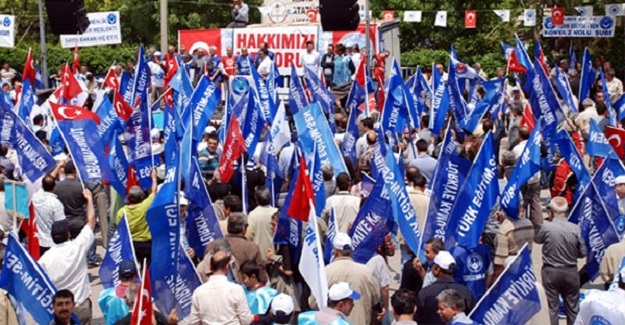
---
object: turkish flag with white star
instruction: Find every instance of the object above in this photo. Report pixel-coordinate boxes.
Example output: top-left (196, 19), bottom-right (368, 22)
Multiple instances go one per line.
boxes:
top-left (131, 264), bottom-right (153, 325)
top-left (552, 7), bottom-right (564, 26)
top-left (465, 10), bottom-right (477, 28)
top-left (60, 64), bottom-right (84, 102)
top-left (50, 102), bottom-right (101, 124)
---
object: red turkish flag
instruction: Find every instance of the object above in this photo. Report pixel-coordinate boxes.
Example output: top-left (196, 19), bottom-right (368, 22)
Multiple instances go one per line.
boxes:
top-left (465, 10), bottom-right (477, 28)
top-left (217, 115), bottom-right (246, 183)
top-left (520, 102), bottom-right (536, 131)
top-left (20, 203), bottom-right (40, 260)
top-left (113, 90), bottom-right (133, 121)
top-left (382, 10), bottom-right (395, 21)
top-left (605, 126), bottom-right (625, 159)
top-left (551, 7), bottom-right (565, 26)
top-left (287, 156), bottom-right (315, 222)
top-left (60, 64), bottom-right (83, 102)
top-left (126, 166), bottom-right (140, 199)
top-left (163, 55), bottom-right (179, 89)
top-left (306, 9), bottom-right (318, 22)
top-left (507, 50), bottom-right (527, 73)
top-left (104, 67), bottom-right (119, 90)
top-left (22, 48), bottom-right (36, 84)
top-left (50, 102), bottom-right (101, 124)
top-left (131, 265), bottom-right (153, 325)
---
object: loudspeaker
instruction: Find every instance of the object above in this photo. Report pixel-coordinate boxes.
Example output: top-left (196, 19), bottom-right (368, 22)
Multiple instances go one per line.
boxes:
top-left (319, 0), bottom-right (360, 31)
top-left (45, 0), bottom-right (90, 35)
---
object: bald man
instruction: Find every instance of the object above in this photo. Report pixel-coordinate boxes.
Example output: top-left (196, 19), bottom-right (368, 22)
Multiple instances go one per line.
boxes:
top-left (534, 196), bottom-right (586, 325)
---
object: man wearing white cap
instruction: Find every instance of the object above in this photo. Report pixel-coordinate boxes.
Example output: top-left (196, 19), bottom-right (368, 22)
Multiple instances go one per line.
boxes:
top-left (270, 293), bottom-right (295, 325)
top-left (416, 251), bottom-right (474, 325)
top-left (300, 282), bottom-right (360, 325)
top-left (322, 233), bottom-right (381, 325)
top-left (600, 176), bottom-right (625, 286)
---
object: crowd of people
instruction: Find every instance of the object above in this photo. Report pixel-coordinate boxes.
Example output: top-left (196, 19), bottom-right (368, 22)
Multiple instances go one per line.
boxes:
top-left (0, 37), bottom-right (625, 325)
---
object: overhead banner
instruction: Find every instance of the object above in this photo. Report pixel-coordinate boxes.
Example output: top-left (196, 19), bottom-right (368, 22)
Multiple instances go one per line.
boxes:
top-left (542, 16), bottom-right (615, 38)
top-left (178, 25), bottom-right (379, 75)
top-left (259, 0), bottom-right (366, 24)
top-left (60, 11), bottom-right (122, 48)
top-left (0, 15), bottom-right (15, 48)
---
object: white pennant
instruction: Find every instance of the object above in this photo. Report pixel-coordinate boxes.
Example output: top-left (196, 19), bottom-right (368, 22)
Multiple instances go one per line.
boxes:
top-left (493, 9), bottom-right (510, 22)
top-left (434, 11), bottom-right (447, 27)
top-left (606, 4), bottom-right (625, 16)
top-left (404, 10), bottom-right (422, 23)
top-left (257, 6), bottom-right (271, 15)
top-left (575, 5), bottom-right (593, 17)
top-left (524, 9), bottom-right (536, 26)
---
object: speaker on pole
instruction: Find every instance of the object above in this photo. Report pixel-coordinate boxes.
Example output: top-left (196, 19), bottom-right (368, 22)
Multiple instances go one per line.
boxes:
top-left (45, 0), bottom-right (90, 35)
top-left (319, 0), bottom-right (360, 31)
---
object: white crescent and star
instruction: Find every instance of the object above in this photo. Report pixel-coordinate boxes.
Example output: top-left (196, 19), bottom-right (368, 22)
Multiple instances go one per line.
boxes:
top-left (608, 134), bottom-right (622, 147)
top-left (57, 105), bottom-right (81, 119)
top-left (467, 13), bottom-right (475, 22)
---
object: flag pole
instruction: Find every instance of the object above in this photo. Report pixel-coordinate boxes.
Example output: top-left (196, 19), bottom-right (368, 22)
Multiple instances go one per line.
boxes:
top-left (11, 181), bottom-right (17, 232)
top-left (240, 155), bottom-right (247, 214)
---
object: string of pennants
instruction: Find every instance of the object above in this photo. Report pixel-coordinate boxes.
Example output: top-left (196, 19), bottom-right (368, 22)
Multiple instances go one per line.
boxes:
top-left (376, 4), bottom-right (625, 28)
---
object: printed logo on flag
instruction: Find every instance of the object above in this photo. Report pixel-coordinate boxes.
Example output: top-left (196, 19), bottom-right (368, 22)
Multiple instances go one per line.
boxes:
top-left (3, 17), bottom-right (9, 27)
top-left (600, 17), bottom-right (614, 29)
top-left (467, 253), bottom-right (484, 273)
top-left (107, 13), bottom-right (117, 24)
top-left (455, 63), bottom-right (467, 74)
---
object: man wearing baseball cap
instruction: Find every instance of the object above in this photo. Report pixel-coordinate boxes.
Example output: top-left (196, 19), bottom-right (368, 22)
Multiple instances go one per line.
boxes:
top-left (98, 260), bottom-right (138, 325)
top-left (299, 282), bottom-right (360, 325)
top-left (269, 293), bottom-right (295, 325)
top-left (416, 251), bottom-right (474, 324)
top-left (322, 233), bottom-right (381, 325)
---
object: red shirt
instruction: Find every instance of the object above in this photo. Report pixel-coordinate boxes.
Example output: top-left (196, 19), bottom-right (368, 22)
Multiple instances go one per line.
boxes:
top-left (221, 55), bottom-right (236, 77)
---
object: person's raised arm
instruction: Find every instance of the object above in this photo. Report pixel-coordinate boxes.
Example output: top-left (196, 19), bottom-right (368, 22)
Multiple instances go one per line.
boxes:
top-left (150, 168), bottom-right (158, 195)
top-left (84, 189), bottom-right (95, 231)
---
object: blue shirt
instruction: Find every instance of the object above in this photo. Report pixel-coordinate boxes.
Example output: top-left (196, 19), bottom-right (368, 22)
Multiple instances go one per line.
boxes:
top-left (97, 287), bottom-right (129, 325)
top-left (209, 55), bottom-right (222, 82)
top-left (408, 154), bottom-right (438, 182)
top-left (450, 244), bottom-right (493, 301)
top-left (236, 55), bottom-right (252, 75)
top-left (332, 55), bottom-right (352, 87)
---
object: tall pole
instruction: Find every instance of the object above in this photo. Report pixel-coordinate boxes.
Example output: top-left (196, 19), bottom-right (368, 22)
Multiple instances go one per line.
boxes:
top-left (364, 0), bottom-right (371, 65)
top-left (160, 0), bottom-right (168, 53)
top-left (38, 0), bottom-right (48, 88)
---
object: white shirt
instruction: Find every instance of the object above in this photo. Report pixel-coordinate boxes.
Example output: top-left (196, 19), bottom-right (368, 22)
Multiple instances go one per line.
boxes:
top-left (574, 289), bottom-right (625, 325)
top-left (31, 190), bottom-right (66, 248)
top-left (606, 77), bottom-right (624, 104)
top-left (190, 274), bottom-right (254, 325)
top-left (257, 57), bottom-right (273, 79)
top-left (366, 254), bottom-right (392, 289)
top-left (148, 61), bottom-right (165, 88)
top-left (39, 226), bottom-right (94, 305)
top-left (301, 50), bottom-right (321, 74)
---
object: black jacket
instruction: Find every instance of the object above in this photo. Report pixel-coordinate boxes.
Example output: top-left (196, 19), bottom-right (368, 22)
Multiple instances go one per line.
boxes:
top-left (415, 275), bottom-right (475, 325)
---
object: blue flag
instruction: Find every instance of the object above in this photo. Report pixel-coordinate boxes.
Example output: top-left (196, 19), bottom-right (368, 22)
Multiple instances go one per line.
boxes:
top-left (578, 47), bottom-right (594, 103)
top-left (587, 119), bottom-right (614, 157)
top-left (344, 77), bottom-right (365, 116)
top-left (405, 66), bottom-right (430, 127)
top-left (555, 130), bottom-right (592, 199)
top-left (0, 233), bottom-right (57, 324)
top-left (273, 151), bottom-right (302, 259)
top-left (592, 157), bottom-right (625, 235)
top-left (371, 126), bottom-right (421, 259)
top-left (342, 103), bottom-right (361, 165)
top-left (146, 133), bottom-right (181, 314)
top-left (323, 207), bottom-right (337, 264)
top-left (569, 183), bottom-right (621, 280)
top-left (124, 44), bottom-right (150, 107)
top-left (448, 132), bottom-right (499, 250)
top-left (289, 66), bottom-right (308, 115)
top-left (460, 78), bottom-right (505, 133)
top-left (0, 105), bottom-right (55, 182)
top-left (261, 131), bottom-right (285, 207)
top-left (615, 94), bottom-right (625, 121)
top-left (170, 67), bottom-right (194, 115)
top-left (500, 121), bottom-right (542, 218)
top-left (152, 244), bottom-right (203, 319)
top-left (554, 65), bottom-right (578, 113)
top-left (185, 76), bottom-right (221, 143)
top-left (303, 65), bottom-right (335, 132)
top-left (99, 215), bottom-right (137, 289)
top-left (17, 79), bottom-right (35, 126)
top-left (430, 64), bottom-right (450, 136)
top-left (96, 94), bottom-right (123, 144)
top-left (293, 103), bottom-right (348, 176)
top-left (568, 42), bottom-right (577, 75)
top-left (241, 87), bottom-right (264, 157)
top-left (349, 174), bottom-right (394, 264)
top-left (124, 99), bottom-right (153, 188)
top-left (469, 245), bottom-right (541, 325)
top-left (308, 141), bottom-right (326, 217)
top-left (185, 157), bottom-right (223, 259)
top-left (251, 60), bottom-right (276, 122)
top-left (108, 133), bottom-right (132, 198)
top-left (513, 34), bottom-right (535, 95)
top-left (381, 61), bottom-right (408, 147)
top-left (530, 60), bottom-right (566, 134)
top-left (49, 125), bottom-right (65, 156)
top-left (35, 65), bottom-right (44, 90)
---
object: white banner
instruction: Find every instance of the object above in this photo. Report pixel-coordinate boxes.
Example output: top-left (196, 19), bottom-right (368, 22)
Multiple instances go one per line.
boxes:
top-left (542, 16), bottom-right (616, 38)
top-left (524, 9), bottom-right (536, 26)
top-left (60, 11), bottom-right (121, 48)
top-left (404, 11), bottom-right (422, 23)
top-left (260, 0), bottom-right (366, 25)
top-left (0, 15), bottom-right (15, 48)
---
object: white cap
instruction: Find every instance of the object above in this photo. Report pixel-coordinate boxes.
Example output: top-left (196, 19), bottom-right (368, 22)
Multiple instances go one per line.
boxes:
top-left (150, 128), bottom-right (161, 140)
top-left (156, 164), bottom-right (166, 180)
top-left (332, 232), bottom-right (352, 250)
top-left (512, 86), bottom-right (520, 92)
top-left (151, 143), bottom-right (164, 156)
top-left (204, 126), bottom-right (216, 134)
top-left (179, 193), bottom-right (189, 206)
top-left (433, 251), bottom-right (456, 270)
top-left (154, 51), bottom-right (162, 57)
top-left (615, 175), bottom-right (625, 185)
top-left (328, 282), bottom-right (361, 301)
top-left (270, 293), bottom-right (294, 315)
top-left (54, 152), bottom-right (68, 162)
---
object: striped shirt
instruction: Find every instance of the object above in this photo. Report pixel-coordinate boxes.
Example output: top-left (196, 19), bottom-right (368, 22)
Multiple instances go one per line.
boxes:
top-left (494, 217), bottom-right (534, 265)
top-left (535, 217), bottom-right (586, 268)
top-left (32, 190), bottom-right (66, 248)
